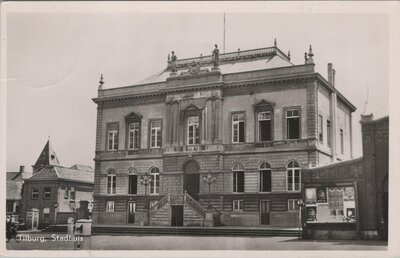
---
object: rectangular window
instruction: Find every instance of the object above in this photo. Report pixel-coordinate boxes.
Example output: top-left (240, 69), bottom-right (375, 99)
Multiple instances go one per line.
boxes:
top-left (43, 207), bottom-right (50, 223)
top-left (286, 109), bottom-right (300, 140)
top-left (150, 120), bottom-right (162, 148)
top-left (233, 171), bottom-right (244, 193)
top-left (288, 199), bottom-right (300, 210)
top-left (106, 201), bottom-right (114, 212)
top-left (260, 170), bottom-right (272, 192)
top-left (287, 170), bottom-right (301, 191)
top-left (233, 200), bottom-right (243, 211)
top-left (258, 112), bottom-right (272, 141)
top-left (327, 120), bottom-right (331, 146)
top-left (340, 129), bottom-right (344, 153)
top-left (150, 174), bottom-right (160, 194)
top-left (6, 201), bottom-right (13, 213)
top-left (232, 113), bottom-right (245, 143)
top-left (107, 123), bottom-right (119, 151)
top-left (31, 188), bottom-right (39, 199)
top-left (64, 187), bottom-right (69, 199)
top-left (43, 187), bottom-right (51, 199)
top-left (187, 116), bottom-right (200, 145)
top-left (70, 190), bottom-right (75, 202)
top-left (318, 115), bottom-right (323, 142)
top-left (128, 122), bottom-right (140, 150)
top-left (107, 175), bottom-right (116, 194)
top-left (128, 175), bottom-right (137, 194)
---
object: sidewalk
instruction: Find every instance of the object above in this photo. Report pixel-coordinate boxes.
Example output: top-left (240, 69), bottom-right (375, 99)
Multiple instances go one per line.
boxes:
top-left (6, 232), bottom-right (387, 250)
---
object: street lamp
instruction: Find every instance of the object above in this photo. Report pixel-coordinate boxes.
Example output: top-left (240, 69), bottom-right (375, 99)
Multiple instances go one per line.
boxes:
top-left (140, 173), bottom-right (152, 226)
top-left (297, 199), bottom-right (304, 240)
top-left (203, 171), bottom-right (217, 210)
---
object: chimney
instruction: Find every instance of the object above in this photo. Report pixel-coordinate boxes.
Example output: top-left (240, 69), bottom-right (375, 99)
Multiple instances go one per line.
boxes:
top-left (328, 63), bottom-right (335, 87)
top-left (19, 165), bottom-right (25, 173)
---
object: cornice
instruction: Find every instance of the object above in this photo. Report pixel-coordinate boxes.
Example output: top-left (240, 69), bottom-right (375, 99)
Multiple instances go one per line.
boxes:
top-left (92, 73), bottom-right (326, 105)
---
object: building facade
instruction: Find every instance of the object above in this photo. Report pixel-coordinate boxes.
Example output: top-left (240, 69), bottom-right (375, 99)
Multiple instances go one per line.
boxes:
top-left (92, 43), bottom-right (355, 227)
top-left (20, 140), bottom-right (94, 229)
top-left (302, 115), bottom-right (388, 240)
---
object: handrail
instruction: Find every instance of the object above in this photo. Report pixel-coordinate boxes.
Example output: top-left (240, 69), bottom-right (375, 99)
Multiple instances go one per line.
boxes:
top-left (173, 46), bottom-right (278, 69)
top-left (149, 193), bottom-right (170, 217)
top-left (184, 191), bottom-right (207, 218)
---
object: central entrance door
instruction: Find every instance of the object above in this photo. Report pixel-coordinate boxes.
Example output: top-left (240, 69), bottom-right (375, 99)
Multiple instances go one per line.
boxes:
top-left (183, 161), bottom-right (200, 200)
top-left (260, 200), bottom-right (271, 225)
top-left (171, 205), bottom-right (183, 226)
top-left (127, 201), bottom-right (136, 224)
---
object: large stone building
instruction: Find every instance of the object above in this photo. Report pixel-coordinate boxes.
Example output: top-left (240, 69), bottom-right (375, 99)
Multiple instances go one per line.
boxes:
top-left (92, 42), bottom-right (355, 227)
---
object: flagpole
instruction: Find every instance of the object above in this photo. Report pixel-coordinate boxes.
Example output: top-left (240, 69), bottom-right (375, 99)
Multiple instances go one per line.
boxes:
top-left (223, 13), bottom-right (226, 53)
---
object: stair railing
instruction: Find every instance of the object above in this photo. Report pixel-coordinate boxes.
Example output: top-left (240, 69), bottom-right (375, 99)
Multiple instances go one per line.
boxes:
top-left (184, 191), bottom-right (207, 218)
top-left (149, 193), bottom-right (170, 217)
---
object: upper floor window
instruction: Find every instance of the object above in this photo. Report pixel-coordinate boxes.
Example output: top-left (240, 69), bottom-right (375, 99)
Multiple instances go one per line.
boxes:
top-left (232, 163), bottom-right (244, 193)
top-left (259, 162), bottom-right (272, 192)
top-left (187, 116), bottom-right (200, 145)
top-left (150, 167), bottom-right (160, 194)
top-left (31, 188), bottom-right (39, 200)
top-left (128, 168), bottom-right (138, 195)
top-left (107, 123), bottom-right (119, 151)
top-left (340, 129), bottom-right (344, 154)
top-left (318, 115), bottom-right (323, 142)
top-left (286, 109), bottom-right (300, 140)
top-left (258, 112), bottom-right (272, 142)
top-left (327, 120), bottom-right (331, 147)
top-left (107, 169), bottom-right (116, 195)
top-left (232, 113), bottom-right (245, 143)
top-left (43, 187), bottom-right (51, 199)
top-left (287, 161), bottom-right (300, 191)
top-left (150, 120), bottom-right (162, 148)
top-left (128, 123), bottom-right (140, 150)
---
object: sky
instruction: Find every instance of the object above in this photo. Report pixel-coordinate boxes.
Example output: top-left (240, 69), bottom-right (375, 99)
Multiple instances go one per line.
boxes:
top-left (3, 3), bottom-right (390, 172)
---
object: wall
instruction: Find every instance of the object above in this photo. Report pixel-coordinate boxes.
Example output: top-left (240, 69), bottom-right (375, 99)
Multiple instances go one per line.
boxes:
top-left (317, 86), bottom-right (333, 156)
top-left (100, 102), bottom-right (166, 151)
top-left (222, 86), bottom-right (308, 143)
top-left (336, 101), bottom-right (352, 160)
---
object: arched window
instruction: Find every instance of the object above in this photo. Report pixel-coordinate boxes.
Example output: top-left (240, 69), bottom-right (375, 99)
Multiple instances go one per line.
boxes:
top-left (259, 162), bottom-right (271, 192)
top-left (128, 168), bottom-right (138, 195)
top-left (232, 163), bottom-right (244, 193)
top-left (150, 167), bottom-right (160, 194)
top-left (287, 161), bottom-right (300, 191)
top-left (107, 169), bottom-right (116, 195)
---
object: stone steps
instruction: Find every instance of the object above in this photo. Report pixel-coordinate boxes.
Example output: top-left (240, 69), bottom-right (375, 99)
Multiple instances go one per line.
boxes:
top-left (92, 226), bottom-right (300, 237)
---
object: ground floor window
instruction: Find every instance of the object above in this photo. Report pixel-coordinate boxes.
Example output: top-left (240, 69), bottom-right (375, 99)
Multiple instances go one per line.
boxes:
top-left (233, 200), bottom-right (243, 211)
top-left (42, 207), bottom-right (50, 223)
top-left (288, 199), bottom-right (299, 211)
top-left (305, 186), bottom-right (356, 223)
top-left (106, 201), bottom-right (115, 212)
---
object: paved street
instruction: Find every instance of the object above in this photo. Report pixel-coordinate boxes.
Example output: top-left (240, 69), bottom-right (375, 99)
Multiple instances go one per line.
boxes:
top-left (6, 232), bottom-right (387, 250)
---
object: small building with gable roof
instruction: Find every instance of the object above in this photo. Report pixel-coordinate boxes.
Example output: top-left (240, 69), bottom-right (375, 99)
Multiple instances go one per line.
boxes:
top-left (20, 140), bottom-right (94, 229)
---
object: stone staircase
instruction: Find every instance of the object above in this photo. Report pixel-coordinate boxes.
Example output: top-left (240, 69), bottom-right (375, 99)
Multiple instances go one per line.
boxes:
top-left (149, 192), bottom-right (219, 226)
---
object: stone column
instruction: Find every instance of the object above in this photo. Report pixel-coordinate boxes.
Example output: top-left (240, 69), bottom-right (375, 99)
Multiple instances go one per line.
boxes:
top-left (171, 101), bottom-right (179, 146)
top-left (165, 102), bottom-right (172, 146)
top-left (213, 97), bottom-right (223, 143)
top-left (205, 98), bottom-right (213, 144)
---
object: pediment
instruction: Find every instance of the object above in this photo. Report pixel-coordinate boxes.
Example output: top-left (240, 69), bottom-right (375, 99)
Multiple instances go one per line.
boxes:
top-left (125, 112), bottom-right (142, 121)
top-left (183, 103), bottom-right (201, 111)
top-left (253, 99), bottom-right (275, 110)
